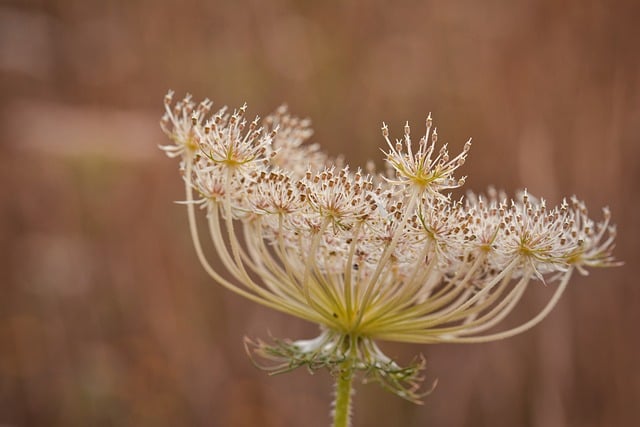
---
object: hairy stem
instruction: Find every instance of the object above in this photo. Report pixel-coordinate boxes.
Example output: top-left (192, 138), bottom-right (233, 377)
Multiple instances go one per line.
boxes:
top-left (332, 359), bottom-right (354, 427)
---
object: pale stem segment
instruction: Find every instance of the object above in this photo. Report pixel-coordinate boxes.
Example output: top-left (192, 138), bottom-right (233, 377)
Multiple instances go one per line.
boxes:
top-left (332, 358), bottom-right (354, 427)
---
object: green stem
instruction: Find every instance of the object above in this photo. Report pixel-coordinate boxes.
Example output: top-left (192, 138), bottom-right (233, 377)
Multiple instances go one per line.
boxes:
top-left (332, 359), bottom-right (354, 427)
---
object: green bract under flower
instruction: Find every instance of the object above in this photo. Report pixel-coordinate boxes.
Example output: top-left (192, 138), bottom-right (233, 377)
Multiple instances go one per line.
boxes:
top-left (160, 91), bottom-right (619, 401)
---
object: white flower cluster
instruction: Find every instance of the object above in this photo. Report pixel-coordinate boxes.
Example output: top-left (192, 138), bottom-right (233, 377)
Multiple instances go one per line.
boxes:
top-left (161, 91), bottom-right (617, 375)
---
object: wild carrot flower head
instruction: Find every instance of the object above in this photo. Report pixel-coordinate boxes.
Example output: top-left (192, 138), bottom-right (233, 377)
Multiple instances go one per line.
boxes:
top-left (160, 91), bottom-right (619, 401)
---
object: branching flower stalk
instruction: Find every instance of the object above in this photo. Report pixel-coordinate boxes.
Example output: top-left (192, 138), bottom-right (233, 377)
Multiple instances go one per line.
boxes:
top-left (160, 91), bottom-right (618, 427)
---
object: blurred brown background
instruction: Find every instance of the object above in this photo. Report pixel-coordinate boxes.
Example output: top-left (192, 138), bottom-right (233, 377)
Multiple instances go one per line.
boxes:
top-left (1, 0), bottom-right (639, 426)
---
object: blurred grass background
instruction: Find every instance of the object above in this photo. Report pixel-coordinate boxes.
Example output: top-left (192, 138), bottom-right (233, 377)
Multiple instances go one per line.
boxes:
top-left (1, 0), bottom-right (639, 426)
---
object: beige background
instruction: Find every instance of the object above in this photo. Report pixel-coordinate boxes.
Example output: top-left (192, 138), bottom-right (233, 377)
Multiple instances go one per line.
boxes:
top-left (1, 0), bottom-right (639, 426)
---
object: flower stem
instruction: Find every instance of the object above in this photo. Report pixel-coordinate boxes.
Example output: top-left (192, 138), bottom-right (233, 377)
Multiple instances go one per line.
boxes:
top-left (332, 359), bottom-right (354, 427)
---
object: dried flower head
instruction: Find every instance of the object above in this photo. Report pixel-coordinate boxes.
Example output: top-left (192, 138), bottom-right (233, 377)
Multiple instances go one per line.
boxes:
top-left (160, 92), bottom-right (619, 403)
